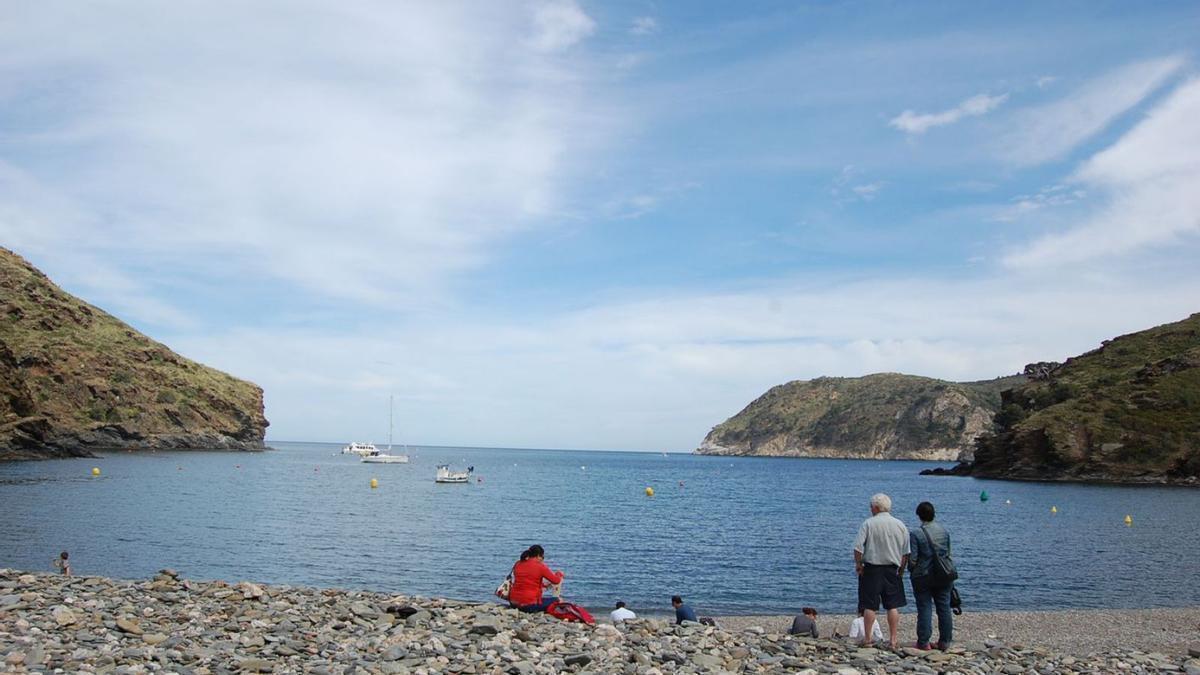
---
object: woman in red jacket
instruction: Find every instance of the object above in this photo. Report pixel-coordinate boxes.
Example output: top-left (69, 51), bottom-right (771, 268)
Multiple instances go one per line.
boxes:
top-left (508, 544), bottom-right (565, 613)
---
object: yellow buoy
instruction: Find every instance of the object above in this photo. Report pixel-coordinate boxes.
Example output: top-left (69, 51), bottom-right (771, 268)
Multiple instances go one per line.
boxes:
top-left (1124, 514), bottom-right (1133, 526)
top-left (1051, 506), bottom-right (1058, 514)
top-left (91, 467), bottom-right (101, 476)
top-left (644, 486), bottom-right (654, 497)
top-left (370, 478), bottom-right (378, 489)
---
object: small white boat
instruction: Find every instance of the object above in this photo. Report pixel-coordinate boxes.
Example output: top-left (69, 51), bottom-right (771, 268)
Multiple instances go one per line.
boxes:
top-left (362, 450), bottom-right (409, 464)
top-left (435, 465), bottom-right (473, 483)
top-left (342, 442), bottom-right (378, 456)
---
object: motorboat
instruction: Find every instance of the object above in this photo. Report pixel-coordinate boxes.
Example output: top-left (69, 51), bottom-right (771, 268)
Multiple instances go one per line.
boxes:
top-left (435, 465), bottom-right (473, 483)
top-left (342, 442), bottom-right (378, 456)
top-left (361, 450), bottom-right (409, 464)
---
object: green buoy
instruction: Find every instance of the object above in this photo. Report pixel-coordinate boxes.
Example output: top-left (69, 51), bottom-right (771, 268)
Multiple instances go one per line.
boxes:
top-left (980, 490), bottom-right (989, 502)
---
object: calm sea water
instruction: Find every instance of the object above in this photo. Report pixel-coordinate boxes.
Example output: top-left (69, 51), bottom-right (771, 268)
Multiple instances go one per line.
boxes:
top-left (2, 442), bottom-right (1197, 616)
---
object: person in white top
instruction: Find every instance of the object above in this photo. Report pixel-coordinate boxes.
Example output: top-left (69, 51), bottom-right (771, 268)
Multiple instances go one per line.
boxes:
top-left (847, 610), bottom-right (884, 644)
top-left (610, 601), bottom-right (636, 623)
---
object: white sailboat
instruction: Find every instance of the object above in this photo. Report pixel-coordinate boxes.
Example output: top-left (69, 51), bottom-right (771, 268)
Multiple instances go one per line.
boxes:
top-left (361, 395), bottom-right (409, 464)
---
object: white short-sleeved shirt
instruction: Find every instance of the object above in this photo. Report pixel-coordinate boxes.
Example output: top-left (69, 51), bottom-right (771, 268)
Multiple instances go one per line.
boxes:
top-left (852, 511), bottom-right (911, 566)
top-left (610, 607), bottom-right (636, 622)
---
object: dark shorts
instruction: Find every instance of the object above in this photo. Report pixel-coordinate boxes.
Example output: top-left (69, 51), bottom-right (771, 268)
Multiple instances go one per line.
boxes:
top-left (858, 564), bottom-right (907, 611)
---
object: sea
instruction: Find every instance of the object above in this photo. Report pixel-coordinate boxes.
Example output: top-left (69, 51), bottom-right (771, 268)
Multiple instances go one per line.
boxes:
top-left (2, 441), bottom-right (1198, 617)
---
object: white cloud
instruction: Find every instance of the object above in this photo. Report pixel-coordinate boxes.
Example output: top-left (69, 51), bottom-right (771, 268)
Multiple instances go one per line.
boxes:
top-left (530, 0), bottom-right (597, 52)
top-left (1036, 76), bottom-right (1057, 89)
top-left (630, 16), bottom-right (659, 36)
top-left (889, 93), bottom-right (1008, 134)
top-left (1005, 77), bottom-right (1200, 268)
top-left (177, 269), bottom-right (1200, 451)
top-left (0, 1), bottom-right (613, 314)
top-left (999, 55), bottom-right (1184, 165)
top-left (851, 183), bottom-right (884, 201)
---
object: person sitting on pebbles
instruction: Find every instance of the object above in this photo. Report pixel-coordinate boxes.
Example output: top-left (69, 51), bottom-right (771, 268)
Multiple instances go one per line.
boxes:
top-left (840, 608), bottom-right (883, 645)
top-left (508, 545), bottom-right (564, 613)
top-left (610, 600), bottom-right (636, 623)
top-left (788, 607), bottom-right (819, 637)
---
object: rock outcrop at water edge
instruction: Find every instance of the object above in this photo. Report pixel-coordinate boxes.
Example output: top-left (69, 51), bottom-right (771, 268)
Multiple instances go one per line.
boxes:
top-left (697, 373), bottom-right (1024, 462)
top-left (944, 312), bottom-right (1200, 486)
top-left (0, 247), bottom-right (268, 460)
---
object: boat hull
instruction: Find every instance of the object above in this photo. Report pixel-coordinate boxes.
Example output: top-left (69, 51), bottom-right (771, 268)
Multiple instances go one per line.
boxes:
top-left (362, 455), bottom-right (409, 464)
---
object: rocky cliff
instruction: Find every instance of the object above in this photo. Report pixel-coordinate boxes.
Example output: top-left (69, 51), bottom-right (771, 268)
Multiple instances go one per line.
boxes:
top-left (964, 313), bottom-right (1200, 485)
top-left (0, 247), bottom-right (268, 460)
top-left (697, 373), bottom-right (1024, 461)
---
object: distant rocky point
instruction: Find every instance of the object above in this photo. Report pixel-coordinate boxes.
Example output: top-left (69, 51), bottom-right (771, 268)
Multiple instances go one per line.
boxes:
top-left (696, 373), bottom-right (1025, 461)
top-left (0, 247), bottom-right (268, 460)
top-left (935, 312), bottom-right (1200, 486)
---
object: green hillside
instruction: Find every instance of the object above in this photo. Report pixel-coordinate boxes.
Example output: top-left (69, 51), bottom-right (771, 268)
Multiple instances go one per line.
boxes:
top-left (971, 313), bottom-right (1200, 484)
top-left (0, 247), bottom-right (268, 460)
top-left (698, 373), bottom-right (1025, 461)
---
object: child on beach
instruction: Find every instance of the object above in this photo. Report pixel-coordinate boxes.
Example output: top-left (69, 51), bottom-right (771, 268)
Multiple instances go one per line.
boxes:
top-left (789, 607), bottom-right (819, 637)
top-left (52, 551), bottom-right (71, 576)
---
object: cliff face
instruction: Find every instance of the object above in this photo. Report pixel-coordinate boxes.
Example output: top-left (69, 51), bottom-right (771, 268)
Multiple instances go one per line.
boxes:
top-left (970, 313), bottom-right (1200, 485)
top-left (0, 248), bottom-right (268, 460)
top-left (697, 373), bottom-right (1024, 461)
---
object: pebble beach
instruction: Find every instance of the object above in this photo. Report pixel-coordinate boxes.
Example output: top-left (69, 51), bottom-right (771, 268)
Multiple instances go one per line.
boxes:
top-left (4, 570), bottom-right (1200, 674)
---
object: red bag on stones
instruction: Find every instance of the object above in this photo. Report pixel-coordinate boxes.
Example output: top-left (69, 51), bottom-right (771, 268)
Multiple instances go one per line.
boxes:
top-left (545, 600), bottom-right (595, 624)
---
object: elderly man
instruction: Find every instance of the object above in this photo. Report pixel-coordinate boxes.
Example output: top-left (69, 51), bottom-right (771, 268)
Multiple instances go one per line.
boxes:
top-left (852, 493), bottom-right (910, 649)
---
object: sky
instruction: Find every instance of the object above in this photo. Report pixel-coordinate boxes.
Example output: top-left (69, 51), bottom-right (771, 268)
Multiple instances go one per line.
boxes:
top-left (2, 1), bottom-right (1199, 452)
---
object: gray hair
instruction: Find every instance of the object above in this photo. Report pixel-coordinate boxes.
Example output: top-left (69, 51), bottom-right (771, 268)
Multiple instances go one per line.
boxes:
top-left (870, 493), bottom-right (892, 512)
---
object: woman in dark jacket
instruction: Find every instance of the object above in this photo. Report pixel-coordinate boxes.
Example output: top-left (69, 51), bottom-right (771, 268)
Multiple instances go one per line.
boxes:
top-left (508, 545), bottom-right (565, 613)
top-left (908, 501), bottom-right (954, 650)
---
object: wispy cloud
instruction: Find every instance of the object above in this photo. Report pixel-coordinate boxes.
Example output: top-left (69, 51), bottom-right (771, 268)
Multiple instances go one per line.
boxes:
top-left (889, 93), bottom-right (1008, 134)
top-left (992, 184), bottom-right (1087, 222)
top-left (530, 0), bottom-right (597, 51)
top-left (0, 1), bottom-right (612, 314)
top-left (630, 16), bottom-right (659, 36)
top-left (999, 55), bottom-right (1185, 166)
top-left (830, 166), bottom-right (885, 203)
top-left (1005, 77), bottom-right (1200, 267)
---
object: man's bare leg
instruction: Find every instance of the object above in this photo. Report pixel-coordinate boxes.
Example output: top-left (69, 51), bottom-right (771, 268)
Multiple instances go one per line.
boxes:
top-left (862, 609), bottom-right (876, 646)
top-left (886, 608), bottom-right (900, 649)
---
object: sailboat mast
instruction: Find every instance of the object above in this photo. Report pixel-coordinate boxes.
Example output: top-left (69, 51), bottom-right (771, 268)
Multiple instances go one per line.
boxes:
top-left (388, 394), bottom-right (394, 451)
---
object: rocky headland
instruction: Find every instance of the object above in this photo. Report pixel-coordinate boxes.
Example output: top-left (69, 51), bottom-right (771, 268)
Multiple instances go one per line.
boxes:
top-left (932, 313), bottom-right (1200, 486)
top-left (3, 570), bottom-right (1198, 674)
top-left (0, 248), bottom-right (268, 460)
top-left (697, 374), bottom-right (1024, 462)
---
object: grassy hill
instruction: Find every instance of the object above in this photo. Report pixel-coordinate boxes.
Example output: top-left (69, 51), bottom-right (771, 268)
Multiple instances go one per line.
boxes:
top-left (970, 313), bottom-right (1200, 484)
top-left (697, 373), bottom-right (1025, 461)
top-left (0, 247), bottom-right (268, 460)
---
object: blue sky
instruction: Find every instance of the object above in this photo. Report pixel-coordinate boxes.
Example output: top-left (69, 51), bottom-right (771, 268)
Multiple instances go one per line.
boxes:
top-left (3, 1), bottom-right (1199, 451)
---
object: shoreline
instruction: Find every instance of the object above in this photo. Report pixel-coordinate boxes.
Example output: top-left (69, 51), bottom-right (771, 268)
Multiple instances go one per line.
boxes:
top-left (4, 570), bottom-right (1199, 674)
top-left (713, 609), bottom-right (1200, 657)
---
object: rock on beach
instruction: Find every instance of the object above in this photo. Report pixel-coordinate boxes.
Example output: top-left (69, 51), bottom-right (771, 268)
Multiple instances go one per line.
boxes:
top-left (0, 568), bottom-right (1195, 674)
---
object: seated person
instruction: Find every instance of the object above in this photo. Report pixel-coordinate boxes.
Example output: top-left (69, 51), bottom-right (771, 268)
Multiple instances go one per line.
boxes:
top-left (610, 600), bottom-right (636, 623)
top-left (671, 595), bottom-right (698, 624)
top-left (845, 609), bottom-right (883, 645)
top-left (508, 545), bottom-right (564, 613)
top-left (788, 607), bottom-right (819, 637)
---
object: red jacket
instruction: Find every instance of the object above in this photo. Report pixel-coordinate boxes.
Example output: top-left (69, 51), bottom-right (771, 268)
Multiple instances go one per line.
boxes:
top-left (508, 558), bottom-right (563, 606)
